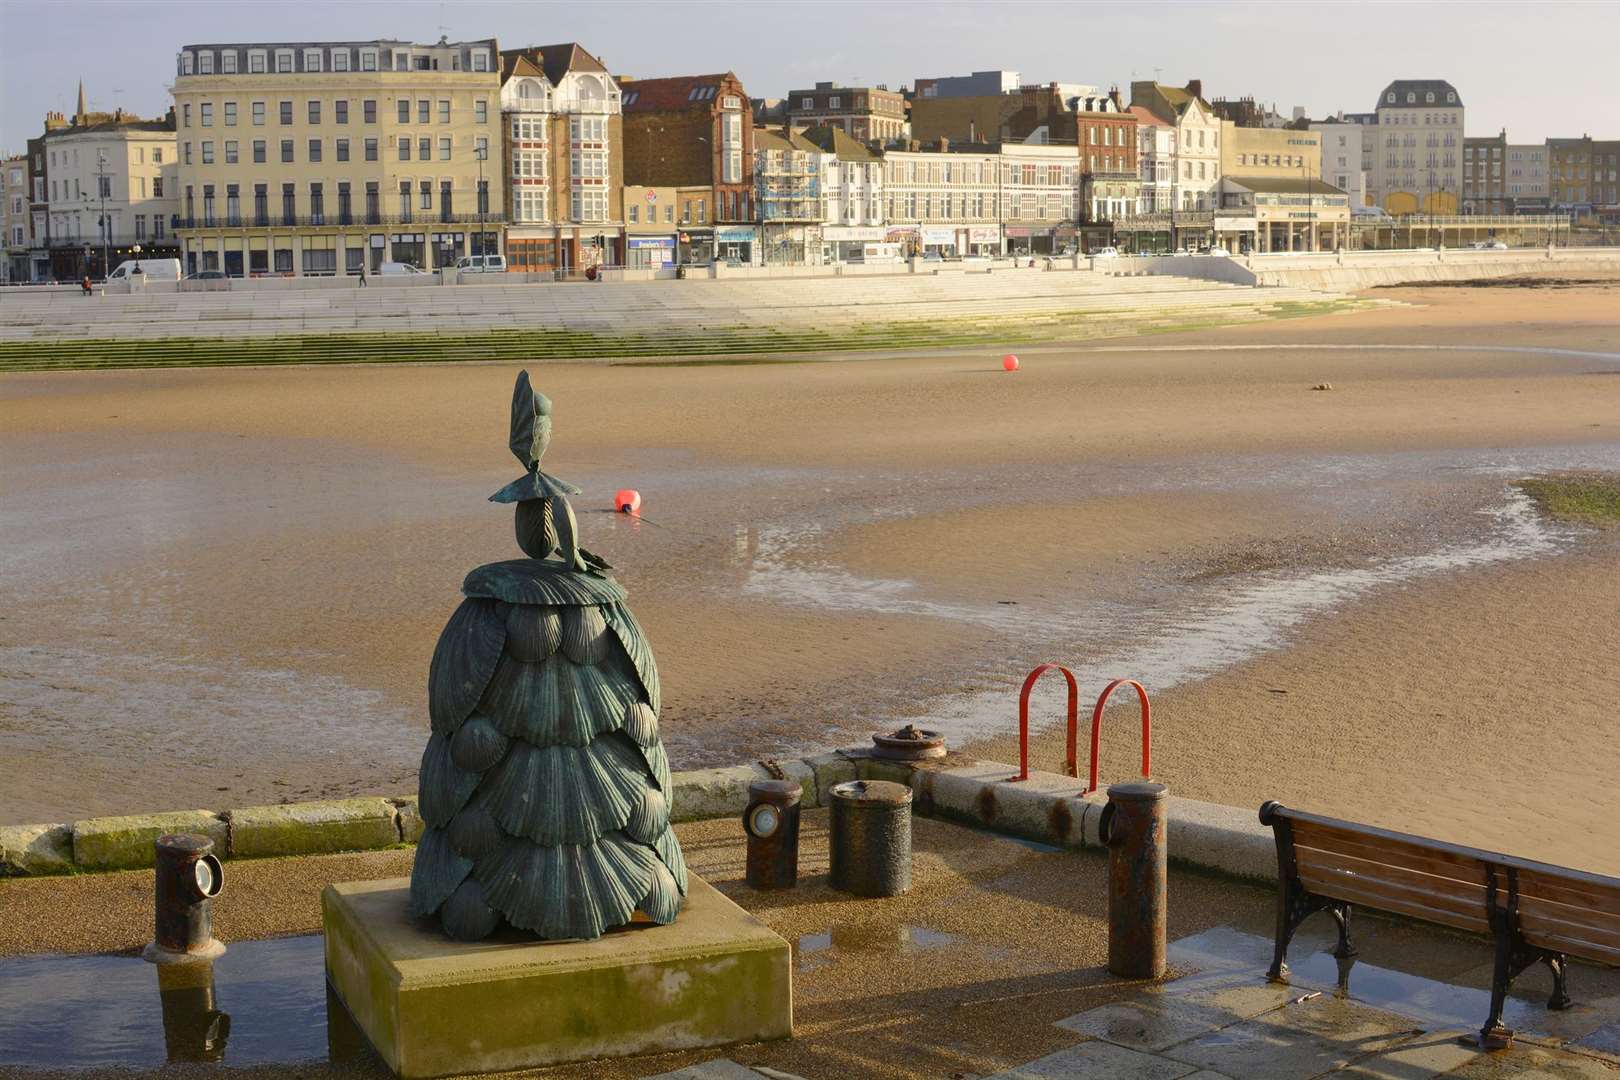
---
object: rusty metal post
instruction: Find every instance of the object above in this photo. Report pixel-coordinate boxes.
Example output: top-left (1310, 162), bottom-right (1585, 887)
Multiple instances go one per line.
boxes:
top-left (744, 778), bottom-right (803, 889)
top-left (144, 833), bottom-right (225, 964)
top-left (1100, 782), bottom-right (1168, 979)
top-left (828, 780), bottom-right (912, 897)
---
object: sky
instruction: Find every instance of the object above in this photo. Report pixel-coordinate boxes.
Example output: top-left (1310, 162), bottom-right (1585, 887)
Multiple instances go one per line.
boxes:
top-left (3, 0), bottom-right (1617, 152)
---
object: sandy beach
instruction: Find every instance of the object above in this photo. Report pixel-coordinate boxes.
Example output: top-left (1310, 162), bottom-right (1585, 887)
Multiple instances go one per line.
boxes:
top-left (2, 284), bottom-right (1617, 873)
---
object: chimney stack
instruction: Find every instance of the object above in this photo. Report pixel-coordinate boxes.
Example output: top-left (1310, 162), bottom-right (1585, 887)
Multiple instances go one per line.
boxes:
top-left (1186, 79), bottom-right (1203, 100)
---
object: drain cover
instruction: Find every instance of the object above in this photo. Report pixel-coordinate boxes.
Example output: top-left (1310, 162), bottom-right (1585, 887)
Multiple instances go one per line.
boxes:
top-left (870, 725), bottom-right (946, 760)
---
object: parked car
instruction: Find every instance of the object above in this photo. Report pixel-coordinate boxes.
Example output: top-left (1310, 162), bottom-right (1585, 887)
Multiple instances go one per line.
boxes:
top-left (185, 270), bottom-right (227, 280)
top-left (1090, 247), bottom-right (1120, 259)
top-left (1474, 239), bottom-right (1508, 250)
top-left (378, 261), bottom-right (427, 275)
top-left (921, 251), bottom-right (945, 262)
top-left (108, 258), bottom-right (182, 281)
top-left (1207, 245), bottom-right (1231, 257)
top-left (455, 254), bottom-right (508, 273)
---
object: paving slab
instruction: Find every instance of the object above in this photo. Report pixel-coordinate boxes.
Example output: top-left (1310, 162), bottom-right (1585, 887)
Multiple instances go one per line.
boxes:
top-left (643, 1060), bottom-right (768, 1079)
top-left (991, 1038), bottom-right (1203, 1079)
top-left (1331, 1029), bottom-right (1485, 1078)
top-left (1058, 980), bottom-right (1295, 1051)
top-left (1163, 995), bottom-right (1425, 1080)
top-left (1444, 1039), bottom-right (1620, 1078)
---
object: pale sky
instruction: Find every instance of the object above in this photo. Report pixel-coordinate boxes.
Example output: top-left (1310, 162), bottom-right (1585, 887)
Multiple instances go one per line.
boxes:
top-left (3, 0), bottom-right (1617, 153)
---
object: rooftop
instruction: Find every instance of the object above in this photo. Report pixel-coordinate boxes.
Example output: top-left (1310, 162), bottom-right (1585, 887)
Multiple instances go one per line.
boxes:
top-left (1225, 175), bottom-right (1349, 195)
top-left (1376, 79), bottom-right (1463, 108)
top-left (800, 125), bottom-right (881, 162)
top-left (621, 73), bottom-right (739, 112)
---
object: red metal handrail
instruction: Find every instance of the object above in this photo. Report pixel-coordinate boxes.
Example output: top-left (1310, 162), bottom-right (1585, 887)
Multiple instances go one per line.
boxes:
top-left (1084, 678), bottom-right (1152, 795)
top-left (1013, 663), bottom-right (1078, 782)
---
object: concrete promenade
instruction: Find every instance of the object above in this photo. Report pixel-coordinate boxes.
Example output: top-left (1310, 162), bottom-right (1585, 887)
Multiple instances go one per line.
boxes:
top-left (0, 265), bottom-right (1346, 344)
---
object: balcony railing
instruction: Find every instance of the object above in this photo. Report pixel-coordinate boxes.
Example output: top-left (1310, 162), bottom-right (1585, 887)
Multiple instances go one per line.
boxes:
top-left (175, 212), bottom-right (506, 230)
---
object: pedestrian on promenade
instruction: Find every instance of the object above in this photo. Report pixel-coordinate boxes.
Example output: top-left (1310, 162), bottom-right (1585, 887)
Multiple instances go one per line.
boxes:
top-left (80, 275), bottom-right (93, 297)
top-left (358, 262), bottom-right (368, 288)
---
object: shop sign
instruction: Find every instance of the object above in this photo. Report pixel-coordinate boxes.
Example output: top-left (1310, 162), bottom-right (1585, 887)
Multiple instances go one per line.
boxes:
top-left (967, 225), bottom-right (1001, 244)
top-left (823, 226), bottom-right (885, 241)
top-left (884, 225), bottom-right (917, 241)
top-left (627, 236), bottom-right (675, 249)
top-left (1003, 227), bottom-right (1032, 238)
top-left (715, 226), bottom-right (757, 242)
top-left (920, 226), bottom-right (956, 245)
top-left (1218, 217), bottom-right (1257, 231)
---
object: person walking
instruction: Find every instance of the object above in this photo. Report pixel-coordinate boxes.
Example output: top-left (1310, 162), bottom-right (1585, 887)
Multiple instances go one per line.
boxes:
top-left (358, 262), bottom-right (368, 288)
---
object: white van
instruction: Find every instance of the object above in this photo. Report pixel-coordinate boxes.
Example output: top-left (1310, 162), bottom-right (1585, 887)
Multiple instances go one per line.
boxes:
top-left (107, 258), bottom-right (182, 281)
top-left (377, 261), bottom-right (427, 275)
top-left (847, 242), bottom-right (901, 265)
top-left (455, 254), bottom-right (508, 273)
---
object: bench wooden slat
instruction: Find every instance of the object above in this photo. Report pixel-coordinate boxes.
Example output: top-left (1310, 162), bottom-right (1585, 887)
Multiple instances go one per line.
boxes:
top-left (1294, 845), bottom-right (1488, 905)
top-left (1293, 870), bottom-right (1486, 935)
top-left (1290, 824), bottom-right (1488, 886)
top-left (1296, 864), bottom-right (1490, 933)
top-left (1518, 899), bottom-right (1620, 953)
top-left (1516, 869), bottom-right (1620, 919)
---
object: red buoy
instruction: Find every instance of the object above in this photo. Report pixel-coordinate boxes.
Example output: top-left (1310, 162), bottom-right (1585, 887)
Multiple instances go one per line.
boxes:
top-left (615, 489), bottom-right (642, 514)
top-left (1003, 354), bottom-right (1020, 371)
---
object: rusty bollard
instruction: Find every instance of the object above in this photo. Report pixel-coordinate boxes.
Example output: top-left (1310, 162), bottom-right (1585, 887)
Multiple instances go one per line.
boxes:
top-left (1099, 782), bottom-right (1168, 979)
top-left (744, 778), bottom-right (803, 889)
top-left (828, 780), bottom-right (912, 897)
top-left (143, 833), bottom-right (226, 964)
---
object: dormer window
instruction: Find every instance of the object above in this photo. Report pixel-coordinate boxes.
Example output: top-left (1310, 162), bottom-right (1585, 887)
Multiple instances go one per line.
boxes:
top-left (222, 51), bottom-right (237, 73)
top-left (1386, 92), bottom-right (1395, 103)
top-left (248, 49), bottom-right (266, 73)
top-left (332, 50), bottom-right (349, 72)
top-left (1446, 92), bottom-right (1456, 102)
top-left (361, 49), bottom-right (378, 71)
top-left (304, 49), bottom-right (323, 72)
top-left (199, 51), bottom-right (214, 74)
top-left (275, 49), bottom-right (293, 73)
top-left (471, 50), bottom-right (489, 72)
top-left (1425, 91), bottom-right (1435, 103)
top-left (1405, 92), bottom-right (1415, 103)
top-left (182, 51), bottom-right (195, 75)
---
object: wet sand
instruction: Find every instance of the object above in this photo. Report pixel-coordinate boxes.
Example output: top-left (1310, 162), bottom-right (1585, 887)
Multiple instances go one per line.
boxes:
top-left (2, 285), bottom-right (1617, 874)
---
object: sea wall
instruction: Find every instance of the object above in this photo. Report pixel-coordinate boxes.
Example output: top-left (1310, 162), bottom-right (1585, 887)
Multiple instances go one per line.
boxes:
top-left (1109, 245), bottom-right (1620, 291)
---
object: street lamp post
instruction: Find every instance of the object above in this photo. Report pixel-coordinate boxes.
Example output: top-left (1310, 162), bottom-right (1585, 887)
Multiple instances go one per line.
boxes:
top-left (94, 149), bottom-right (111, 278)
top-left (475, 142), bottom-right (487, 257)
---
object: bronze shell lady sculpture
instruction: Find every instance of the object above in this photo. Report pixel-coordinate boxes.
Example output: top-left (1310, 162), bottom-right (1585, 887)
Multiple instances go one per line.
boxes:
top-left (409, 372), bottom-right (685, 941)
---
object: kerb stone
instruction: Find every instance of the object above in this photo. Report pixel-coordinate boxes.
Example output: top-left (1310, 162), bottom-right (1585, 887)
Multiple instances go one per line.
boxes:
top-left (670, 765), bottom-right (772, 823)
top-left (0, 823), bottom-right (74, 875)
top-left (227, 798), bottom-right (400, 858)
top-left (392, 796), bottom-right (425, 844)
top-left (323, 874), bottom-right (792, 1077)
top-left (73, 810), bottom-right (228, 871)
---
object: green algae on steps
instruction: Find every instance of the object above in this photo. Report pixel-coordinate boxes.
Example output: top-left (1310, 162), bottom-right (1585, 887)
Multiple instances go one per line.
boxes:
top-left (226, 798), bottom-right (402, 859)
top-left (323, 875), bottom-right (791, 1077)
top-left (71, 810), bottom-right (230, 872)
top-left (0, 298), bottom-right (1373, 373)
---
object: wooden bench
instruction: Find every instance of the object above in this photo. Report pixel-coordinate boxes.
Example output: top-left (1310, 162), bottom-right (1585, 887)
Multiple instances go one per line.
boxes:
top-left (1259, 801), bottom-right (1620, 1049)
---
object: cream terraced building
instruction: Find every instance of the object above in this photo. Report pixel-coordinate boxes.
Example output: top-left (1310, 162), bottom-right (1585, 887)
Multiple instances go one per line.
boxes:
top-left (171, 37), bottom-right (504, 276)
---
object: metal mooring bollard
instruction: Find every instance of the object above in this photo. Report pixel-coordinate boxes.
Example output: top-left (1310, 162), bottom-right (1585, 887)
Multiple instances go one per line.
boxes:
top-left (1100, 782), bottom-right (1169, 979)
top-left (143, 833), bottom-right (226, 964)
top-left (828, 780), bottom-right (913, 897)
top-left (744, 778), bottom-right (803, 889)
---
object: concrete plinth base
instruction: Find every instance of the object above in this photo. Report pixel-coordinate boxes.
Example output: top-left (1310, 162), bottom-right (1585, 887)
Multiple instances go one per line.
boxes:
top-left (322, 875), bottom-right (792, 1078)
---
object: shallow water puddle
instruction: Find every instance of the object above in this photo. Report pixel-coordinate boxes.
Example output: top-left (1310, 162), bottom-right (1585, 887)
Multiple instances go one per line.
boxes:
top-left (0, 934), bottom-right (373, 1069)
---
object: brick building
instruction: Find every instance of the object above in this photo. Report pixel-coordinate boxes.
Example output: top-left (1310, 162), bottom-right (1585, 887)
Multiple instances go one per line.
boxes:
top-left (1463, 131), bottom-right (1507, 215)
top-left (621, 72), bottom-right (755, 264)
top-left (1547, 135), bottom-right (1620, 219)
top-left (785, 82), bottom-right (906, 145)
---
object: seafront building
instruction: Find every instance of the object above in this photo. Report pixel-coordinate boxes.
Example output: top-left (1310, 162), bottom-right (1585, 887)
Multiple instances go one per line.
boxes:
top-left (170, 37), bottom-right (504, 276)
top-left (620, 72), bottom-right (755, 264)
top-left (41, 83), bottom-right (178, 279)
top-left (498, 43), bottom-right (626, 274)
top-left (1218, 124), bottom-right (1348, 252)
top-left (801, 126), bottom-right (884, 262)
top-left (752, 128), bottom-right (826, 264)
top-left (3, 154), bottom-right (29, 281)
top-left (1504, 142), bottom-right (1549, 212)
top-left (1310, 117), bottom-right (1368, 209)
top-left (1366, 79), bottom-right (1463, 214)
top-left (785, 82), bottom-right (907, 145)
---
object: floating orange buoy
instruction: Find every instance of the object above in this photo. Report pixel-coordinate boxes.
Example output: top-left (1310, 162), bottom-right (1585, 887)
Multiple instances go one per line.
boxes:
top-left (1003, 354), bottom-right (1019, 371)
top-left (615, 489), bottom-right (642, 514)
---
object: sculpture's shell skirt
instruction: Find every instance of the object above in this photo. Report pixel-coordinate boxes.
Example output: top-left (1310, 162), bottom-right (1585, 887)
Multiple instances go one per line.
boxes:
top-left (412, 566), bottom-right (684, 941)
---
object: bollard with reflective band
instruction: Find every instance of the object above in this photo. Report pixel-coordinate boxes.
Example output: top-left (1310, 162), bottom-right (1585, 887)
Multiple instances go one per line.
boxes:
top-left (1099, 782), bottom-right (1168, 979)
top-left (144, 833), bottom-right (226, 964)
top-left (828, 780), bottom-right (912, 897)
top-left (744, 778), bottom-right (803, 890)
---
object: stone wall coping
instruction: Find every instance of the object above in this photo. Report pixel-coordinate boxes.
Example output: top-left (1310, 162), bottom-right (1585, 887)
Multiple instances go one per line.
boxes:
top-left (0, 750), bottom-right (1272, 883)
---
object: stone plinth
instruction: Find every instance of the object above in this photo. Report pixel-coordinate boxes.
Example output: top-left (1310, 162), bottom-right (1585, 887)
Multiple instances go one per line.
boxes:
top-left (322, 875), bottom-right (792, 1078)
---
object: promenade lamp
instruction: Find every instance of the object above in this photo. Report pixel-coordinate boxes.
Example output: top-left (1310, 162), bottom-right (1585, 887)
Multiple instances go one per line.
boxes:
top-left (95, 149), bottom-right (111, 279)
top-left (475, 142), bottom-right (487, 256)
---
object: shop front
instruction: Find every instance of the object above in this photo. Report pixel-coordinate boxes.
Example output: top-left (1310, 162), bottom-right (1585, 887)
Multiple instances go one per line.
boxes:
top-left (885, 225), bottom-right (918, 257)
top-left (626, 235), bottom-right (676, 269)
top-left (714, 225), bottom-right (758, 265)
top-left (967, 224), bottom-right (1002, 256)
top-left (1003, 226), bottom-right (1034, 256)
top-left (918, 226), bottom-right (957, 256)
top-left (677, 228), bottom-right (712, 266)
top-left (822, 225), bottom-right (885, 263)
